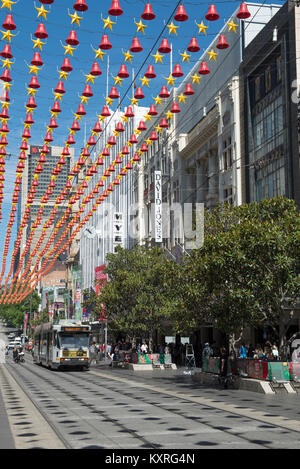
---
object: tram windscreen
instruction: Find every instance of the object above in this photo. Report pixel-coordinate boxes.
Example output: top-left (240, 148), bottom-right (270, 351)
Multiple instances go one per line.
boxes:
top-left (58, 333), bottom-right (89, 349)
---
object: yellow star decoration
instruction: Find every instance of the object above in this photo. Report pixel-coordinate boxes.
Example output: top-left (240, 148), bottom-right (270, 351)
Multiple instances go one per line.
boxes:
top-left (191, 73), bottom-right (201, 84)
top-left (94, 48), bottom-right (106, 61)
top-left (27, 64), bottom-right (40, 75)
top-left (85, 73), bottom-right (96, 84)
top-left (146, 138), bottom-right (152, 145)
top-left (208, 49), bottom-right (218, 62)
top-left (35, 4), bottom-right (49, 20)
top-left (155, 124), bottom-right (162, 134)
top-left (134, 128), bottom-right (141, 136)
top-left (32, 38), bottom-right (46, 51)
top-left (113, 75), bottom-right (123, 86)
top-left (1, 30), bottom-right (15, 42)
top-left (130, 97), bottom-right (139, 106)
top-left (196, 21), bottom-right (208, 35)
top-left (140, 76), bottom-right (150, 87)
top-left (102, 16), bottom-right (116, 31)
top-left (80, 95), bottom-right (89, 105)
top-left (123, 50), bottom-right (134, 63)
top-left (152, 50), bottom-right (164, 64)
top-left (63, 44), bottom-right (76, 56)
top-left (58, 70), bottom-right (70, 80)
top-left (165, 110), bottom-right (173, 120)
top-left (3, 82), bottom-right (12, 90)
top-left (153, 95), bottom-right (162, 106)
top-left (1, 0), bottom-right (15, 11)
top-left (121, 115), bottom-right (128, 123)
top-left (27, 87), bottom-right (38, 97)
top-left (178, 93), bottom-right (187, 104)
top-left (53, 92), bottom-right (63, 102)
top-left (164, 74), bottom-right (176, 86)
top-left (69, 11), bottom-right (82, 26)
top-left (105, 97), bottom-right (113, 106)
top-left (1, 58), bottom-right (13, 69)
top-left (144, 114), bottom-right (152, 122)
top-left (167, 21), bottom-right (179, 35)
top-left (180, 50), bottom-right (191, 63)
top-left (135, 19), bottom-right (147, 34)
top-left (227, 20), bottom-right (238, 34)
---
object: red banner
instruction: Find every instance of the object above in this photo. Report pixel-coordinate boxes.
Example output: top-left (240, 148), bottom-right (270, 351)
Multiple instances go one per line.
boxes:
top-left (95, 265), bottom-right (107, 295)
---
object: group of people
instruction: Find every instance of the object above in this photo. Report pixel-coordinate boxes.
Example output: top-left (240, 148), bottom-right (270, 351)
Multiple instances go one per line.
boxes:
top-left (238, 342), bottom-right (279, 360)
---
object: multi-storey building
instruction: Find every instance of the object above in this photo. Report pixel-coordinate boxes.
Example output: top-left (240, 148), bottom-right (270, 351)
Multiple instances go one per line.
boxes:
top-left (241, 0), bottom-right (300, 206)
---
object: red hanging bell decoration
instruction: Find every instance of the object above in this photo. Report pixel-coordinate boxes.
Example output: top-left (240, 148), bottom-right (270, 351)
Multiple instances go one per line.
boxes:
top-left (149, 131), bottom-right (158, 141)
top-left (133, 152), bottom-right (140, 162)
top-left (237, 2), bottom-right (251, 19)
top-left (20, 141), bottom-right (28, 151)
top-left (51, 101), bottom-right (61, 113)
top-left (145, 65), bottom-right (156, 79)
top-left (82, 84), bottom-right (93, 97)
top-left (76, 104), bottom-right (86, 116)
top-left (73, 0), bottom-right (88, 12)
top-left (129, 134), bottom-right (138, 145)
top-left (115, 122), bottom-right (124, 132)
top-left (61, 58), bottom-right (73, 72)
top-left (109, 86), bottom-right (119, 99)
top-left (66, 30), bottom-right (79, 46)
top-left (99, 34), bottom-right (112, 50)
top-left (141, 3), bottom-right (155, 20)
top-left (102, 147), bottom-right (110, 157)
top-left (125, 106), bottom-right (134, 118)
top-left (71, 120), bottom-right (80, 131)
top-left (22, 129), bottom-right (31, 140)
top-left (0, 122), bottom-right (9, 133)
top-left (101, 105), bottom-right (111, 117)
top-left (88, 135), bottom-right (96, 146)
top-left (28, 76), bottom-right (40, 89)
top-left (113, 178), bottom-right (120, 186)
top-left (54, 81), bottom-right (66, 94)
top-left (49, 117), bottom-right (58, 128)
top-left (174, 5), bottom-right (188, 22)
top-left (35, 23), bottom-right (48, 39)
top-left (130, 37), bottom-right (143, 53)
top-left (93, 121), bottom-right (102, 133)
top-left (187, 37), bottom-right (200, 53)
top-left (27, 97), bottom-right (37, 109)
top-left (184, 83), bottom-right (194, 96)
top-left (108, 135), bottom-right (116, 146)
top-left (138, 121), bottom-right (146, 131)
top-left (205, 4), bottom-right (219, 21)
top-left (172, 64), bottom-right (183, 77)
top-left (108, 0), bottom-right (123, 16)
top-left (118, 64), bottom-right (129, 78)
top-left (159, 86), bottom-right (170, 98)
top-left (140, 143), bottom-right (148, 153)
top-left (122, 146), bottom-right (129, 155)
top-left (31, 52), bottom-right (43, 67)
top-left (0, 89), bottom-right (10, 102)
top-left (199, 61), bottom-right (210, 75)
top-left (90, 62), bottom-right (102, 76)
top-left (24, 113), bottom-right (34, 125)
top-left (0, 69), bottom-right (12, 83)
top-left (158, 38), bottom-right (171, 54)
top-left (216, 35), bottom-right (229, 50)
top-left (41, 144), bottom-right (50, 153)
top-left (134, 87), bottom-right (144, 100)
top-left (45, 131), bottom-right (53, 143)
top-left (2, 14), bottom-right (16, 31)
top-left (148, 105), bottom-right (157, 116)
top-left (171, 102), bottom-right (180, 113)
top-left (1, 44), bottom-right (13, 59)
top-left (0, 108), bottom-right (9, 119)
top-left (67, 134), bottom-right (75, 145)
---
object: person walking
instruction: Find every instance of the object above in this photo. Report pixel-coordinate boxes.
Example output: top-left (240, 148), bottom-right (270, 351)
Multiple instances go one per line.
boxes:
top-left (292, 344), bottom-right (300, 362)
top-left (239, 344), bottom-right (247, 358)
top-left (202, 342), bottom-right (212, 359)
top-left (219, 347), bottom-right (229, 389)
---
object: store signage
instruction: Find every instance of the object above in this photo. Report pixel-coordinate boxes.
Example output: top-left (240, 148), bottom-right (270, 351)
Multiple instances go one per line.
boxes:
top-left (155, 171), bottom-right (162, 243)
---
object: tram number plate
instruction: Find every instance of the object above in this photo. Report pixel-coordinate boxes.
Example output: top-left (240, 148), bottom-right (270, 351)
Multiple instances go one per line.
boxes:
top-left (62, 351), bottom-right (87, 358)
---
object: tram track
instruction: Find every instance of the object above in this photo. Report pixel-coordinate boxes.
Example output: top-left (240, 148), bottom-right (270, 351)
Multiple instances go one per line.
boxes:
top-left (3, 358), bottom-right (300, 449)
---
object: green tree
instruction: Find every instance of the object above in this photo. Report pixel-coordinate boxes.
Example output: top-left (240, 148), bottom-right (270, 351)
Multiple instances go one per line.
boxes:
top-left (98, 246), bottom-right (177, 348)
top-left (180, 197), bottom-right (300, 356)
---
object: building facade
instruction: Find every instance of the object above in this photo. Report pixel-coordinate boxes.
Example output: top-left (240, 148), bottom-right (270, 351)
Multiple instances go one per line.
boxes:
top-left (241, 0), bottom-right (300, 206)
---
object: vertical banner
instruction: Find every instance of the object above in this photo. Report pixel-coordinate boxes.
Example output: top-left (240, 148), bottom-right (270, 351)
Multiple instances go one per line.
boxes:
top-left (24, 313), bottom-right (28, 335)
top-left (155, 171), bottom-right (162, 243)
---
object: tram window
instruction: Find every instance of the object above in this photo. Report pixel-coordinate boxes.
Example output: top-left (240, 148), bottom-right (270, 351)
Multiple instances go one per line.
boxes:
top-left (58, 333), bottom-right (89, 349)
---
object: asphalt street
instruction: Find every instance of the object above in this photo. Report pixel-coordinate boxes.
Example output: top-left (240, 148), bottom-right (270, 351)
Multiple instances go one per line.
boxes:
top-left (1, 324), bottom-right (300, 450)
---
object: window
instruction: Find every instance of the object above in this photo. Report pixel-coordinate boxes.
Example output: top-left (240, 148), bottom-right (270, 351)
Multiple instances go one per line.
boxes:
top-left (265, 66), bottom-right (272, 93)
top-left (222, 137), bottom-right (233, 171)
top-left (276, 56), bottom-right (282, 82)
top-left (255, 76), bottom-right (261, 102)
top-left (223, 187), bottom-right (233, 204)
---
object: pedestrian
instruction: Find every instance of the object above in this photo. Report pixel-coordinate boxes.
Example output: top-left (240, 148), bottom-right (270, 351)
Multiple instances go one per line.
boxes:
top-left (202, 342), bottom-right (212, 360)
top-left (292, 344), bottom-right (300, 362)
top-left (239, 343), bottom-right (247, 358)
top-left (247, 344), bottom-right (255, 358)
top-left (271, 344), bottom-right (279, 360)
top-left (219, 347), bottom-right (229, 389)
top-left (141, 342), bottom-right (148, 354)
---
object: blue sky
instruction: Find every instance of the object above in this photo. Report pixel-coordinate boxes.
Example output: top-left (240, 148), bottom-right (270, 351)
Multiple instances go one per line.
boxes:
top-left (0, 0), bottom-right (285, 281)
